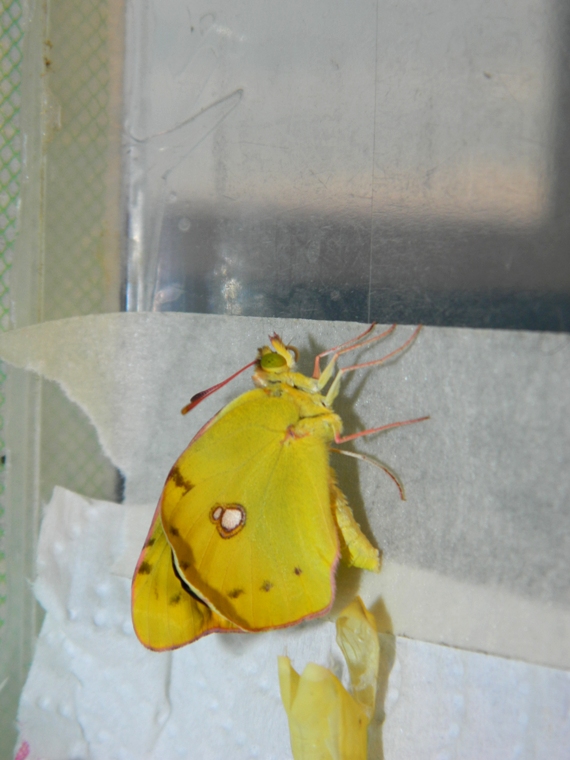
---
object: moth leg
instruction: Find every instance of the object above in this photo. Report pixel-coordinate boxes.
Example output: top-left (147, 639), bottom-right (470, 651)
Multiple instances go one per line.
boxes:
top-left (324, 324), bottom-right (423, 406)
top-left (316, 324), bottom-right (397, 391)
top-left (331, 447), bottom-right (406, 500)
top-left (330, 473), bottom-right (380, 573)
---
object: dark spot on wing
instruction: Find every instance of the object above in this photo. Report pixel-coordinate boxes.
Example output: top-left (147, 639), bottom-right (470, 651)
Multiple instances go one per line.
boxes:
top-left (170, 466), bottom-right (194, 493)
top-left (228, 588), bottom-right (245, 599)
top-left (260, 580), bottom-right (273, 592)
top-left (145, 536), bottom-right (156, 547)
top-left (169, 593), bottom-right (182, 606)
top-left (179, 560), bottom-right (190, 571)
top-left (138, 561), bottom-right (152, 575)
top-left (294, 567), bottom-right (302, 575)
top-left (169, 524), bottom-right (180, 537)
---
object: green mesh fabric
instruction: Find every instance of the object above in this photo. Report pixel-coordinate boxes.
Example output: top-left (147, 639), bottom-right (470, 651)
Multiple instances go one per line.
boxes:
top-left (0, 3), bottom-right (121, 752)
top-left (0, 0), bottom-right (121, 642)
top-left (0, 0), bottom-right (23, 635)
top-left (43, 0), bottom-right (111, 321)
top-left (39, 0), bottom-right (119, 504)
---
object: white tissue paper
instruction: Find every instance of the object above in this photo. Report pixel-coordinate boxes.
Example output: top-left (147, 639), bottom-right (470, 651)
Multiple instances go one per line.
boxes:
top-left (16, 487), bottom-right (570, 759)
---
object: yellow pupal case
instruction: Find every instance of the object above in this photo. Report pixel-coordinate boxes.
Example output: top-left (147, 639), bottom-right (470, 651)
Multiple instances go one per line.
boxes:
top-left (278, 597), bottom-right (380, 760)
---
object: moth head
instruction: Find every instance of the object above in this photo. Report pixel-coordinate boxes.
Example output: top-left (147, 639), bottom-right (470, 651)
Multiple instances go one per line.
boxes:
top-left (256, 334), bottom-right (299, 375)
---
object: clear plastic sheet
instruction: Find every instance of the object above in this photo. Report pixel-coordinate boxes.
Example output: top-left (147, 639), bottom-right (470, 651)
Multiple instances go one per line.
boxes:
top-left (123, 0), bottom-right (570, 329)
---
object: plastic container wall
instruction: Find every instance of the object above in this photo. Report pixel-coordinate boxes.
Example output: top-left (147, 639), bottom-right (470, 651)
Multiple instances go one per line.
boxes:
top-left (3, 0), bottom-right (570, 756)
top-left (123, 0), bottom-right (570, 330)
top-left (0, 0), bottom-right (124, 753)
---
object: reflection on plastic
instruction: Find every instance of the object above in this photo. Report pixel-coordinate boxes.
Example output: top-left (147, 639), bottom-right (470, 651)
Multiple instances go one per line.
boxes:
top-left (123, 0), bottom-right (570, 330)
top-left (126, 90), bottom-right (243, 312)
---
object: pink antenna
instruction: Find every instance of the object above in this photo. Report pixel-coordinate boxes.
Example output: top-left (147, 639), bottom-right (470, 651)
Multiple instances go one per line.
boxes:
top-left (181, 359), bottom-right (257, 415)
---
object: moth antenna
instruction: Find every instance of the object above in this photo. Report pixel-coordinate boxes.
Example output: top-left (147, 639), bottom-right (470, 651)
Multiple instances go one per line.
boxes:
top-left (330, 447), bottom-right (406, 500)
top-left (181, 359), bottom-right (257, 414)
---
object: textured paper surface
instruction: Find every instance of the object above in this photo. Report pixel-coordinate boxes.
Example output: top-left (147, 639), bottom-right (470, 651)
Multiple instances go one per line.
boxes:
top-left (15, 488), bottom-right (570, 759)
top-left (1, 313), bottom-right (569, 669)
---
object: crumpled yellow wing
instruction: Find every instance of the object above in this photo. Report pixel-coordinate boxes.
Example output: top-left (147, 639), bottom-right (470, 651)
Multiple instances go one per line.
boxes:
top-left (131, 504), bottom-right (240, 650)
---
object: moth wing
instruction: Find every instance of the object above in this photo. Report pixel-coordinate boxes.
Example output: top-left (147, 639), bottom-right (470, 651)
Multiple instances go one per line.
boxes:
top-left (161, 389), bottom-right (340, 632)
top-left (131, 503), bottom-right (240, 651)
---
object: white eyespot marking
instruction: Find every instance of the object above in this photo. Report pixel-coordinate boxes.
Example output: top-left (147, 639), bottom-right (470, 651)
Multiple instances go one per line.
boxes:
top-left (210, 503), bottom-right (246, 538)
top-left (221, 508), bottom-right (243, 532)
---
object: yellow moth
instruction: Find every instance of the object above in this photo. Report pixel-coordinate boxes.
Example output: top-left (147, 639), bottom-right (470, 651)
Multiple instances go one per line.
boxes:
top-left (132, 324), bottom-right (427, 650)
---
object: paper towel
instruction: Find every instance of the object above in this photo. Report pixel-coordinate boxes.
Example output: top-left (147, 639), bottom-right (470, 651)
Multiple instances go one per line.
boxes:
top-left (15, 487), bottom-right (570, 759)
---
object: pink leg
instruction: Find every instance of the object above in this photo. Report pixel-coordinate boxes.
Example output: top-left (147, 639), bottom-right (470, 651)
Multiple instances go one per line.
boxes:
top-left (335, 415), bottom-right (430, 445)
top-left (313, 323), bottom-right (397, 378)
top-left (338, 324), bottom-right (423, 377)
